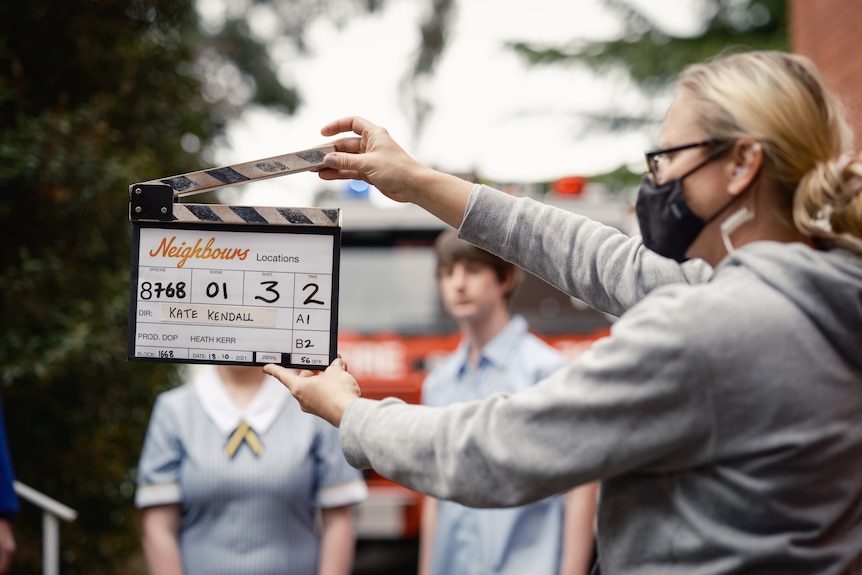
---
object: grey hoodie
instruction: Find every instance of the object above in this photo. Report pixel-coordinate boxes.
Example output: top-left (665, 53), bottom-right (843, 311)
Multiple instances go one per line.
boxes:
top-left (341, 185), bottom-right (862, 574)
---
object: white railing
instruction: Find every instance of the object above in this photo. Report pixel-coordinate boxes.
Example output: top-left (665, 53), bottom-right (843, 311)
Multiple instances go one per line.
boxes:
top-left (13, 481), bottom-right (77, 575)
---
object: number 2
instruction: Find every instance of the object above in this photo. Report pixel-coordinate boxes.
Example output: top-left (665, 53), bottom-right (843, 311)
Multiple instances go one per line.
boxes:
top-left (302, 283), bottom-right (325, 306)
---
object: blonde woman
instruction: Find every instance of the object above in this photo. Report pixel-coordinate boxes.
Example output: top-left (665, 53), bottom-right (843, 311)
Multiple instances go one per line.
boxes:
top-left (267, 51), bottom-right (862, 574)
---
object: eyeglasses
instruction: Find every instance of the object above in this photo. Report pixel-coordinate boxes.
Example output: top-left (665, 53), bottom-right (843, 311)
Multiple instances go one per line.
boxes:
top-left (645, 139), bottom-right (725, 182)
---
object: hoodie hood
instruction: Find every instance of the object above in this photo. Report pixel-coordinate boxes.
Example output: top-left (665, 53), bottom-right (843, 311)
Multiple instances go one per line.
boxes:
top-left (721, 242), bottom-right (862, 369)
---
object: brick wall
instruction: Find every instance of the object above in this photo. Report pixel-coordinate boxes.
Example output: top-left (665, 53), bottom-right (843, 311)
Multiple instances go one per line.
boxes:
top-left (790, 0), bottom-right (862, 144)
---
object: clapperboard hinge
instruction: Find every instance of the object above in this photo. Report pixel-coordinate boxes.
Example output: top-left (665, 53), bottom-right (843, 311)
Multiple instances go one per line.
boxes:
top-left (128, 144), bottom-right (338, 226)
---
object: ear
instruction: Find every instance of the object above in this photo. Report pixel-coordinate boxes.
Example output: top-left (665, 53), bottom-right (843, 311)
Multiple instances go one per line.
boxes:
top-left (499, 267), bottom-right (519, 299)
top-left (727, 138), bottom-right (764, 196)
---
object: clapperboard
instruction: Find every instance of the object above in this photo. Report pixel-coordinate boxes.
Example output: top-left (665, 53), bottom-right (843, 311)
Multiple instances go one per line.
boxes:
top-left (127, 145), bottom-right (341, 369)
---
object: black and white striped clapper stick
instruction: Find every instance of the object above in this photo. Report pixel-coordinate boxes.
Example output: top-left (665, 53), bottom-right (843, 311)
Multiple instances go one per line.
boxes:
top-left (128, 145), bottom-right (339, 224)
top-left (133, 144), bottom-right (336, 198)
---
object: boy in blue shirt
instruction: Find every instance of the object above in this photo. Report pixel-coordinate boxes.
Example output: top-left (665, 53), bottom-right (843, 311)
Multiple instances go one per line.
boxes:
top-left (418, 229), bottom-right (597, 575)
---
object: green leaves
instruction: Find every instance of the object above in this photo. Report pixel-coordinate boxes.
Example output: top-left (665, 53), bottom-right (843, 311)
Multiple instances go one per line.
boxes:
top-left (0, 0), bottom-right (387, 571)
top-left (511, 0), bottom-right (788, 93)
top-left (506, 0), bottom-right (789, 188)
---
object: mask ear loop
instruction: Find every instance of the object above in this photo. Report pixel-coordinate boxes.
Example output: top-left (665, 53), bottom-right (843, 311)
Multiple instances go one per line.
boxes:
top-left (720, 143), bottom-right (762, 255)
top-left (720, 201), bottom-right (755, 254)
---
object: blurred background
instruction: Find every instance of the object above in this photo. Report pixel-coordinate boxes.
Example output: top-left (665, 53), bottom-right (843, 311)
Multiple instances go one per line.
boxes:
top-left (0, 0), bottom-right (859, 573)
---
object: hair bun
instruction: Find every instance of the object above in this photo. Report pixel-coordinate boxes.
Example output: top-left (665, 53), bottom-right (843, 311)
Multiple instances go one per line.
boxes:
top-left (835, 153), bottom-right (862, 207)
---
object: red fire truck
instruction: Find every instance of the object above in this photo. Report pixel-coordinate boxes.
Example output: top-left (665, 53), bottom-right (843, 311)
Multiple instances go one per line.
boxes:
top-left (331, 182), bottom-right (632, 571)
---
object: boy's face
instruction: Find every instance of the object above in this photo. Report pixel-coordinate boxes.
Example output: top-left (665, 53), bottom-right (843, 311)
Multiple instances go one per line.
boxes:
top-left (437, 260), bottom-right (508, 323)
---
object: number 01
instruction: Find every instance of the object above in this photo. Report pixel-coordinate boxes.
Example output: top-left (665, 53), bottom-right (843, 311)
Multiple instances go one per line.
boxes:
top-left (206, 281), bottom-right (228, 299)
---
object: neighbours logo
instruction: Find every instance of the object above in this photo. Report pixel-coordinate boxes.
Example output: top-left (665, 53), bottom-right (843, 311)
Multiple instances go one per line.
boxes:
top-left (149, 236), bottom-right (250, 268)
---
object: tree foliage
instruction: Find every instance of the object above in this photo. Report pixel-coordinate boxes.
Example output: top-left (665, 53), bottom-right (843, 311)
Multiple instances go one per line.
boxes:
top-left (506, 0), bottom-right (789, 186)
top-left (0, 0), bottom-right (382, 572)
top-left (511, 0), bottom-right (788, 92)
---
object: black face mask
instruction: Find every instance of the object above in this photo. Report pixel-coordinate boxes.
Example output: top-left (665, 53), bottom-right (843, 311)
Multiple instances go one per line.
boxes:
top-left (635, 151), bottom-right (736, 262)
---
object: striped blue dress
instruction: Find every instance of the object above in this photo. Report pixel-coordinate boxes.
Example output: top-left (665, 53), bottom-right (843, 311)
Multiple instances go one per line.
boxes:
top-left (136, 368), bottom-right (367, 574)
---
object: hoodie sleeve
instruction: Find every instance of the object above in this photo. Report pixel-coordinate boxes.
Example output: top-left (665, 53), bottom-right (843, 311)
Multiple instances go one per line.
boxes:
top-left (340, 286), bottom-right (716, 508)
top-left (458, 184), bottom-right (713, 317)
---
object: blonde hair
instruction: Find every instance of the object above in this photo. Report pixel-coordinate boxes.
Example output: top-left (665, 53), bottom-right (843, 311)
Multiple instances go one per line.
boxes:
top-left (677, 50), bottom-right (862, 254)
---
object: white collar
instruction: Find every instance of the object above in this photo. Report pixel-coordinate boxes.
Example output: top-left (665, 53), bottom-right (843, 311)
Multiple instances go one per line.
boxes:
top-left (192, 366), bottom-right (290, 435)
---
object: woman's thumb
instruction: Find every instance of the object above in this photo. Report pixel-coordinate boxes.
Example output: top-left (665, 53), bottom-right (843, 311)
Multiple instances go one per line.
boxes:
top-left (324, 152), bottom-right (352, 170)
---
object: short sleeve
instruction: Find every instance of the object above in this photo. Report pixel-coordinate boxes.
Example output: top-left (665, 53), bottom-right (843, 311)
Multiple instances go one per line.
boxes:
top-left (135, 394), bottom-right (184, 508)
top-left (312, 418), bottom-right (367, 508)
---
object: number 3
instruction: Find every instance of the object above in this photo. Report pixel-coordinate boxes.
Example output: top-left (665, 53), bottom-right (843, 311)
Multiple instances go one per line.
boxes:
top-left (255, 280), bottom-right (280, 304)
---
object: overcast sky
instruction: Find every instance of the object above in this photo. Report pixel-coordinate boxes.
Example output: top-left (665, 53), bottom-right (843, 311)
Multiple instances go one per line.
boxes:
top-left (204, 0), bottom-right (705, 206)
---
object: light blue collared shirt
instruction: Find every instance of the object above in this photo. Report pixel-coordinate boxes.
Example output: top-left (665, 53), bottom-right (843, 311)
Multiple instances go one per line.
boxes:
top-left (421, 315), bottom-right (567, 575)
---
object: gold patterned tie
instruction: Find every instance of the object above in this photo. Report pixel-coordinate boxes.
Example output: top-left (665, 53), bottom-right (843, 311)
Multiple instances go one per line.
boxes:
top-left (224, 420), bottom-right (263, 458)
